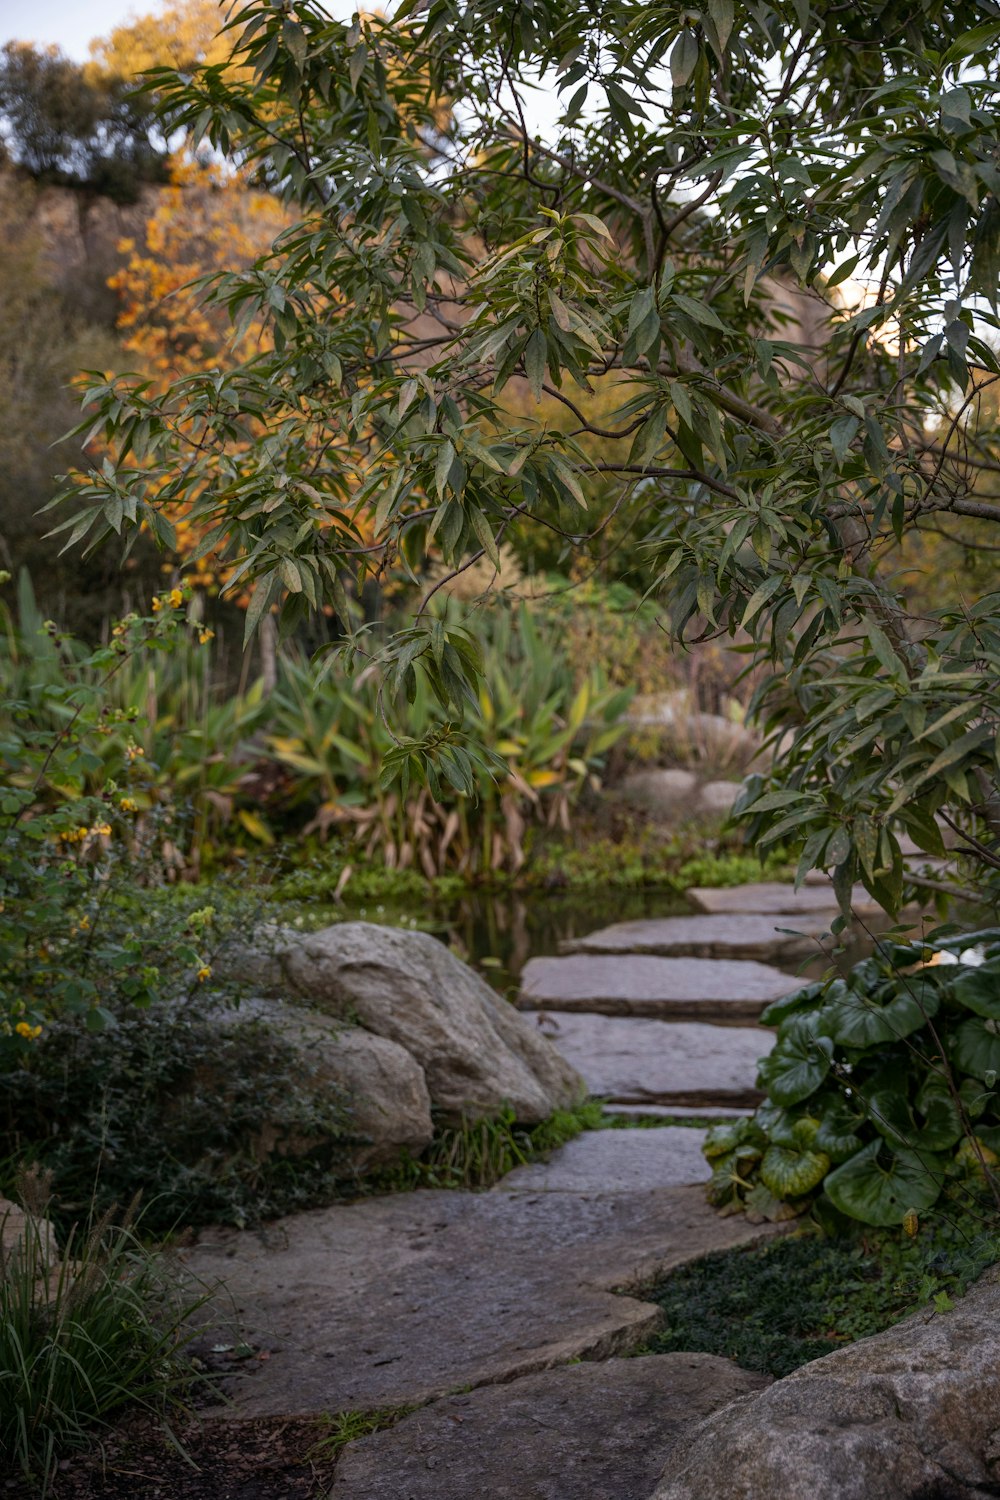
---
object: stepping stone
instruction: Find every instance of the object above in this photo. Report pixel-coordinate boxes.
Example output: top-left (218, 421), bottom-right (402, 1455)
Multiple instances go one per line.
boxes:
top-left (519, 954), bottom-right (792, 1023)
top-left (179, 1186), bottom-right (780, 1420)
top-left (561, 913), bottom-right (832, 964)
top-left (499, 1128), bottom-right (711, 1193)
top-left (330, 1353), bottom-right (770, 1499)
top-left (604, 1104), bottom-right (751, 1120)
top-left (687, 882), bottom-right (878, 918)
top-left (536, 1012), bottom-right (771, 1108)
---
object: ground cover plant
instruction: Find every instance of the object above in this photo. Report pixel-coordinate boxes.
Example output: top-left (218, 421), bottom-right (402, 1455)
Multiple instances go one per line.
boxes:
top-left (645, 1194), bottom-right (999, 1377)
top-left (704, 927), bottom-right (1000, 1227)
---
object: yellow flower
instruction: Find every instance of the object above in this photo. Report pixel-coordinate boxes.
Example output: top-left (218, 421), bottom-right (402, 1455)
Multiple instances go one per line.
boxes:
top-left (89, 824), bottom-right (112, 838)
top-left (15, 1022), bottom-right (43, 1041)
top-left (196, 965), bottom-right (212, 983)
top-left (169, 588), bottom-right (184, 609)
top-left (199, 629), bottom-right (215, 645)
top-left (151, 596), bottom-right (163, 612)
top-left (78, 915), bottom-right (91, 931)
top-left (119, 797), bottom-right (138, 813)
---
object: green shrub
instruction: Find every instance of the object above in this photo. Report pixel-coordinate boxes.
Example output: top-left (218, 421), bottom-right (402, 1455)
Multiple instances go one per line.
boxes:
top-left (706, 928), bottom-right (1000, 1227)
top-left (0, 579), bottom-right (221, 1058)
top-left (1, 1002), bottom-right (358, 1235)
top-left (0, 1194), bottom-right (201, 1493)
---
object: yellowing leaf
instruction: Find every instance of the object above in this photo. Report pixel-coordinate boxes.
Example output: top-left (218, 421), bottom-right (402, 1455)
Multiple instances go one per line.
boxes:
top-left (237, 809), bottom-right (274, 844)
top-left (527, 768), bottom-right (562, 788)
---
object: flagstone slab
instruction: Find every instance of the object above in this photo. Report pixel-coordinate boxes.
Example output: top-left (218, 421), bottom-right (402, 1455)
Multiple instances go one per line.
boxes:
top-left (330, 1353), bottom-right (770, 1500)
top-left (604, 1104), bottom-right (751, 1120)
top-left (519, 954), bottom-right (792, 1023)
top-left (535, 1012), bottom-right (772, 1107)
top-left (561, 913), bottom-right (832, 964)
top-left (179, 1187), bottom-right (779, 1422)
top-left (687, 882), bottom-right (877, 918)
top-left (499, 1128), bottom-right (711, 1193)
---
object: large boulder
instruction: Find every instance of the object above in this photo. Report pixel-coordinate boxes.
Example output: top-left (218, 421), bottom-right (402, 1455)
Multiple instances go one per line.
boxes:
top-left (212, 998), bottom-right (434, 1172)
top-left (263, 922), bottom-right (585, 1125)
top-left (654, 1265), bottom-right (1000, 1500)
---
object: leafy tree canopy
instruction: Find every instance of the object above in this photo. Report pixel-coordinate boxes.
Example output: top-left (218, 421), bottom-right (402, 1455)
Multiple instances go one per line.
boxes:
top-left (57, 0), bottom-right (1000, 909)
top-left (0, 41), bottom-right (167, 201)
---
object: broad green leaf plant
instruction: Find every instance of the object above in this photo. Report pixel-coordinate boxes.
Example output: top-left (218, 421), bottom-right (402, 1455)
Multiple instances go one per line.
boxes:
top-left (707, 930), bottom-right (1000, 1227)
top-left (54, 0), bottom-right (1000, 907)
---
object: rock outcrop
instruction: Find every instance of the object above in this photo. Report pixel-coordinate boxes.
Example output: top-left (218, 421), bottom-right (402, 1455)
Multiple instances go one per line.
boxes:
top-left (260, 922), bottom-right (585, 1125)
top-left (654, 1266), bottom-right (1000, 1500)
top-left (212, 998), bottom-right (434, 1171)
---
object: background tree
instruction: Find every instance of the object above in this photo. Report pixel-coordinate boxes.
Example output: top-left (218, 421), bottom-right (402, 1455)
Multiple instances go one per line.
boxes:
top-left (58, 0), bottom-right (1000, 910)
top-left (0, 41), bottom-right (166, 201)
top-left (85, 0), bottom-right (233, 81)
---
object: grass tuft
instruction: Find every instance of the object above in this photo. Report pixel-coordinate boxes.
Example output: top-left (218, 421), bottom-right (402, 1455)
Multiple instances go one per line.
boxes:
top-left (369, 1100), bottom-right (606, 1193)
top-left (0, 1185), bottom-right (203, 1493)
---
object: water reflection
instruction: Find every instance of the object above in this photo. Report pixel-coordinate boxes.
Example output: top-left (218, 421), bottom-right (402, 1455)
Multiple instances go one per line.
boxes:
top-left (334, 885), bottom-right (883, 997)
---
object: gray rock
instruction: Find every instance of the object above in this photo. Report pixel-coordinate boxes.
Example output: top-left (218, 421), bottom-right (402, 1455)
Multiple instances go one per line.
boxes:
top-left (619, 768), bottom-right (699, 812)
top-left (696, 780), bottom-right (743, 816)
top-left (687, 881), bottom-right (876, 917)
top-left (316, 1025), bottom-right (434, 1172)
top-left (561, 913), bottom-right (831, 964)
top-left (331, 1354), bottom-right (770, 1500)
top-left (272, 923), bottom-right (584, 1125)
top-left (0, 1195), bottom-right (57, 1272)
top-left (531, 1012), bottom-right (772, 1107)
top-left (622, 690), bottom-right (691, 728)
top-left (519, 954), bottom-right (792, 1023)
top-left (210, 998), bottom-right (434, 1172)
top-left (654, 1266), bottom-right (1000, 1500)
top-left (180, 1186), bottom-right (781, 1420)
top-left (499, 1127), bottom-right (711, 1193)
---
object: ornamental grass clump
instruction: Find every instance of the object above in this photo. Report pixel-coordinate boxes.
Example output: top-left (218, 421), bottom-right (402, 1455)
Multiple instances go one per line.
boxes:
top-left (0, 1189), bottom-right (202, 1493)
top-left (705, 929), bottom-right (1000, 1228)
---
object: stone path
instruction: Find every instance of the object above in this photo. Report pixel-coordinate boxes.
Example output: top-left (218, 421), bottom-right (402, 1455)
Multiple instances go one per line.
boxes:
top-left (330, 1354), bottom-right (770, 1500)
top-left (180, 1185), bottom-right (776, 1421)
top-left (519, 953), bottom-right (792, 1023)
top-left (533, 1012), bottom-right (770, 1108)
top-left (500, 1127), bottom-right (712, 1192)
top-left (516, 876), bottom-right (894, 1112)
top-left (178, 876), bottom-right (875, 1497)
top-left (560, 912), bottom-right (834, 963)
top-left (687, 880), bottom-right (876, 917)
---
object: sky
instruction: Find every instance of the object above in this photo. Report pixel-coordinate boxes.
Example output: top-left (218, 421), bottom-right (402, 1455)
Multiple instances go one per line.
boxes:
top-left (2, 0), bottom-right (154, 60)
top-left (0, 0), bottom-right (356, 60)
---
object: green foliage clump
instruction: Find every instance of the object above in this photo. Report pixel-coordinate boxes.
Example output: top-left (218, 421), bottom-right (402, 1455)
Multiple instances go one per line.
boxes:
top-left (0, 583), bottom-right (231, 1057)
top-left (1, 1004), bottom-right (357, 1236)
top-left (706, 930), bottom-right (1000, 1227)
top-left (646, 1204), bottom-right (1000, 1378)
top-left (0, 578), bottom-right (631, 883)
top-left (1, 1196), bottom-right (200, 1492)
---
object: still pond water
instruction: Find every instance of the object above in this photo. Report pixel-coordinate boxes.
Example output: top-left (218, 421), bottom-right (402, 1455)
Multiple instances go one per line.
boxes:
top-left (323, 885), bottom-right (863, 997)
